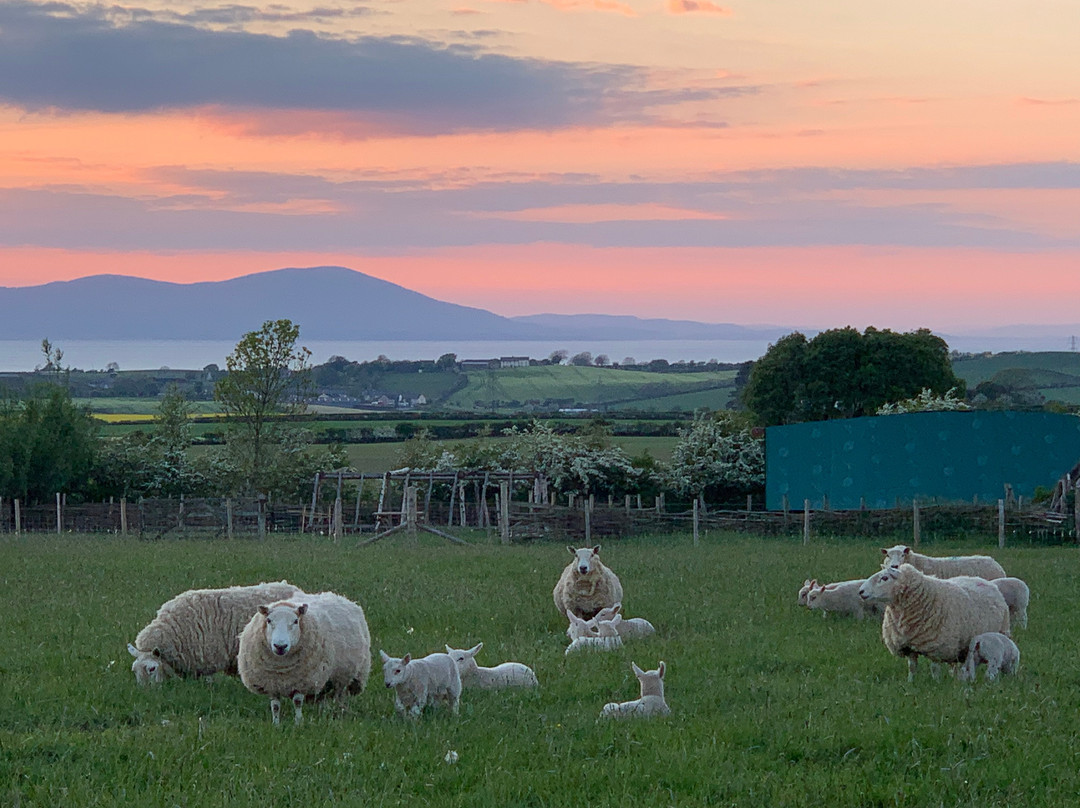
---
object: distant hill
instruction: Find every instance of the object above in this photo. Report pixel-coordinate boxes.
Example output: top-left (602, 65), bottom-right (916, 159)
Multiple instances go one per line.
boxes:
top-left (509, 313), bottom-right (785, 341)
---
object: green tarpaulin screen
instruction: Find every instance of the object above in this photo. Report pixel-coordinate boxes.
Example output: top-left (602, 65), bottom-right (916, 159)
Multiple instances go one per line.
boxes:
top-left (765, 411), bottom-right (1080, 511)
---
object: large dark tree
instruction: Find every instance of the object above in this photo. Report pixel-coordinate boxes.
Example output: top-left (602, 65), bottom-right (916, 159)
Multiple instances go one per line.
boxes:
top-left (741, 327), bottom-right (963, 426)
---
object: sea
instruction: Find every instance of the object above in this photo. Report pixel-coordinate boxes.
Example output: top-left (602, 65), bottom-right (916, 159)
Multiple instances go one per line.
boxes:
top-left (0, 334), bottom-right (1074, 373)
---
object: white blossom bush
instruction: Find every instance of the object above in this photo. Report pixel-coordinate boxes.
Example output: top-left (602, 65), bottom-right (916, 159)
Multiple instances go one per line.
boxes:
top-left (663, 412), bottom-right (764, 503)
top-left (876, 387), bottom-right (970, 415)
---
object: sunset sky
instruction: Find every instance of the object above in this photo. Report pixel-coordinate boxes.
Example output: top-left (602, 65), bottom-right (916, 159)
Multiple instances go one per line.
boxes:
top-left (2, 0), bottom-right (1079, 332)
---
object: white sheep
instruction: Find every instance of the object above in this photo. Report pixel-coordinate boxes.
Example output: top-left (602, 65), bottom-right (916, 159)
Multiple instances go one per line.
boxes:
top-left (959, 632), bottom-right (1020, 682)
top-left (880, 544), bottom-right (1006, 580)
top-left (798, 579), bottom-right (817, 607)
top-left (859, 564), bottom-right (1010, 681)
top-left (565, 610), bottom-right (623, 655)
top-left (600, 661), bottom-right (670, 719)
top-left (127, 580), bottom-right (302, 685)
top-left (806, 580), bottom-right (883, 620)
top-left (379, 650), bottom-right (462, 718)
top-left (444, 642), bottom-right (539, 689)
top-left (553, 545), bottom-right (623, 621)
top-left (237, 592), bottom-right (371, 725)
top-left (589, 603), bottom-right (656, 639)
top-left (990, 577), bottom-right (1030, 629)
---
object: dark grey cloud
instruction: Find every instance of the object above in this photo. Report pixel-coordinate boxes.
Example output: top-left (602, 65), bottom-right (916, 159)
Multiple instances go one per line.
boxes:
top-left (0, 1), bottom-right (743, 132)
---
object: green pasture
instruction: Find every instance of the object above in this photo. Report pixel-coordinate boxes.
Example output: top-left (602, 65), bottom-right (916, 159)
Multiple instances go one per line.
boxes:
top-left (2, 531), bottom-right (1075, 807)
top-left (952, 351), bottom-right (1080, 388)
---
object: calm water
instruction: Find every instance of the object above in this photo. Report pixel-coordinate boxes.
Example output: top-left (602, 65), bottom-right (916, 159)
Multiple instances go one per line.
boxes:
top-left (0, 334), bottom-right (1069, 372)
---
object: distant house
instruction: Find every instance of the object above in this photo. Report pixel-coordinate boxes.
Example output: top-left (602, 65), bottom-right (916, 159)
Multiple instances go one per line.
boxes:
top-left (500, 356), bottom-right (530, 368)
top-left (414, 394), bottom-right (428, 406)
top-left (460, 359), bottom-right (498, 370)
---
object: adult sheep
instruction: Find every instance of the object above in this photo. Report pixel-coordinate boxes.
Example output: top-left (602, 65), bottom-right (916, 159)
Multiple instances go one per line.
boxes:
top-left (859, 564), bottom-right (1010, 681)
top-left (880, 544), bottom-right (1006, 580)
top-left (237, 592), bottom-right (371, 725)
top-left (127, 580), bottom-right (302, 685)
top-left (553, 545), bottom-right (623, 621)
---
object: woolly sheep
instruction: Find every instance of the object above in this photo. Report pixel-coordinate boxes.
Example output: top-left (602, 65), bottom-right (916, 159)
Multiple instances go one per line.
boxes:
top-left (380, 650), bottom-right (462, 718)
top-left (237, 592), bottom-right (371, 725)
top-left (880, 544), bottom-right (1006, 580)
top-left (565, 610), bottom-right (623, 655)
top-left (798, 579), bottom-right (817, 607)
top-left (859, 564), bottom-right (1010, 681)
top-left (806, 580), bottom-right (884, 620)
top-left (959, 632), bottom-right (1020, 682)
top-left (991, 577), bottom-right (1030, 629)
top-left (127, 580), bottom-right (302, 685)
top-left (589, 603), bottom-right (657, 639)
top-left (444, 642), bottom-right (539, 689)
top-left (553, 545), bottom-right (623, 621)
top-left (600, 661), bottom-right (671, 719)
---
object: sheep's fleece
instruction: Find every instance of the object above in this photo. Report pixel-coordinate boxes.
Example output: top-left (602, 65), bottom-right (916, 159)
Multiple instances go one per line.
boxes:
top-left (552, 545), bottom-right (623, 620)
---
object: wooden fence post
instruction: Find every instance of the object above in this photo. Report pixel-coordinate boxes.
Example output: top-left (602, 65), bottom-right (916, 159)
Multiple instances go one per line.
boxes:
top-left (912, 499), bottom-right (920, 547)
top-left (584, 503), bottom-right (591, 544)
top-left (746, 494), bottom-right (752, 513)
top-left (257, 494), bottom-right (267, 540)
top-left (120, 498), bottom-right (127, 536)
top-left (625, 494), bottom-right (631, 516)
top-left (56, 492), bottom-right (62, 534)
top-left (998, 499), bottom-right (1006, 549)
top-left (333, 496), bottom-right (343, 543)
top-left (14, 498), bottom-right (21, 535)
top-left (802, 499), bottom-right (811, 545)
top-left (226, 499), bottom-right (233, 540)
top-left (458, 481), bottom-right (466, 529)
top-left (693, 498), bottom-right (699, 547)
top-left (500, 481), bottom-right (510, 545)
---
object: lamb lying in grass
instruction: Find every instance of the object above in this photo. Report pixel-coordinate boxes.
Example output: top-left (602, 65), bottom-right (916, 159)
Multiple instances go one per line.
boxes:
top-left (600, 661), bottom-right (670, 719)
top-left (380, 650), bottom-right (462, 718)
top-left (959, 632), bottom-right (1020, 682)
top-left (444, 642), bottom-right (538, 689)
top-left (571, 603), bottom-right (656, 639)
top-left (806, 580), bottom-right (883, 620)
top-left (565, 610), bottom-right (623, 655)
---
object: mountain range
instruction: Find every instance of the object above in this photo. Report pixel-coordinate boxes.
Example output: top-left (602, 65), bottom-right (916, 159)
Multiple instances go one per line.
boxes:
top-left (0, 266), bottom-right (789, 342)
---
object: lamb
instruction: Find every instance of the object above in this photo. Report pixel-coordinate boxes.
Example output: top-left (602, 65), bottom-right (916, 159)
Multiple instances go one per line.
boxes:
top-left (991, 577), bottom-right (1030, 629)
top-left (806, 580), bottom-right (883, 620)
top-left (798, 579), bottom-right (817, 607)
top-left (565, 610), bottom-right (623, 655)
top-left (127, 580), bottom-right (302, 685)
top-left (552, 545), bottom-right (623, 621)
top-left (600, 661), bottom-right (671, 719)
top-left (237, 592), bottom-right (371, 725)
top-left (444, 642), bottom-right (539, 689)
top-left (567, 603), bottom-right (656, 640)
top-left (859, 563), bottom-right (1010, 681)
top-left (880, 544), bottom-right (1006, 580)
top-left (380, 650), bottom-right (462, 718)
top-left (959, 632), bottom-right (1020, 682)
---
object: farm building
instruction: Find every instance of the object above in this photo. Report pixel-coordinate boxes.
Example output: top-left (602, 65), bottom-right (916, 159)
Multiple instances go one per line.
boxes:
top-left (766, 410), bottom-right (1080, 510)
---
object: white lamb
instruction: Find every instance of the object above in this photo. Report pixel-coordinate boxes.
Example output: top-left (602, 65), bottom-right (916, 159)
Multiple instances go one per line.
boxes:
top-left (798, 579), bottom-right (817, 607)
top-left (880, 544), bottom-right (1006, 580)
top-left (600, 660), bottom-right (671, 718)
top-left (237, 592), bottom-right (371, 725)
top-left (991, 577), bottom-right (1030, 629)
top-left (553, 545), bottom-right (623, 621)
top-left (806, 580), bottom-right (883, 620)
top-left (127, 580), bottom-right (302, 685)
top-left (859, 564), bottom-right (1010, 681)
top-left (380, 650), bottom-right (462, 718)
top-left (588, 603), bottom-right (656, 639)
top-left (565, 610), bottom-right (623, 655)
top-left (444, 642), bottom-right (539, 689)
top-left (959, 632), bottom-right (1020, 682)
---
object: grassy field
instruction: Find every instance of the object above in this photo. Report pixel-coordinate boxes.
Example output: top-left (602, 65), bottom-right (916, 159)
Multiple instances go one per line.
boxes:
top-left (2, 531), bottom-right (1076, 807)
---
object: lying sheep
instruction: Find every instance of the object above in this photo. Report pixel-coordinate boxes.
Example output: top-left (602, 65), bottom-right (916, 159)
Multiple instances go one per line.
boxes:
top-left (991, 577), bottom-right (1030, 629)
top-left (881, 544), bottom-right (1006, 580)
top-left (573, 603), bottom-right (656, 640)
top-left (237, 592), bottom-right (371, 725)
top-left (959, 632), bottom-right (1020, 682)
top-left (444, 642), bottom-right (539, 689)
top-left (600, 661), bottom-right (670, 719)
top-left (806, 580), bottom-right (883, 620)
top-left (380, 650), bottom-right (462, 717)
top-left (553, 545), bottom-right (623, 621)
top-left (128, 580), bottom-right (302, 685)
top-left (565, 610), bottom-right (623, 655)
top-left (859, 564), bottom-right (1010, 681)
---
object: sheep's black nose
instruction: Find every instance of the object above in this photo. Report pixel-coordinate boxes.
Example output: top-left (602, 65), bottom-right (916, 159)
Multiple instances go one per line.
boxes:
top-left (274, 643), bottom-right (288, 655)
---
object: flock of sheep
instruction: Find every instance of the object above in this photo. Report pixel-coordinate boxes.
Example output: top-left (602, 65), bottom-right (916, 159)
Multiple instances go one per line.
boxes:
top-left (799, 544), bottom-right (1027, 682)
top-left (127, 544), bottom-right (667, 724)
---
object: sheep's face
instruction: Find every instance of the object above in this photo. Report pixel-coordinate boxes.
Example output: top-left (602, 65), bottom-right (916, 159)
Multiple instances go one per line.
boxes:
top-left (859, 569), bottom-right (900, 604)
top-left (880, 545), bottom-right (911, 570)
top-left (128, 644), bottom-right (174, 685)
top-left (445, 644), bottom-right (481, 675)
top-left (806, 586), bottom-right (825, 610)
top-left (798, 580), bottom-right (815, 606)
top-left (569, 545), bottom-right (601, 576)
top-left (260, 602), bottom-right (307, 657)
top-left (381, 652), bottom-right (411, 687)
top-left (566, 610), bottom-right (599, 641)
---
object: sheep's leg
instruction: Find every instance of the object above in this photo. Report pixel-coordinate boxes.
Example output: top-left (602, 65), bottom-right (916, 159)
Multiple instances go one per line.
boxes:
top-left (906, 656), bottom-right (918, 682)
top-left (450, 692), bottom-right (460, 716)
top-left (270, 698), bottom-right (282, 725)
top-left (929, 662), bottom-right (942, 681)
top-left (985, 661), bottom-right (1000, 681)
top-left (292, 692), bottom-right (305, 725)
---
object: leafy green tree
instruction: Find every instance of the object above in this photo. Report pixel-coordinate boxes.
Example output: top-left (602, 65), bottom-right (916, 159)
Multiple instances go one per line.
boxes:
top-left (663, 411), bottom-right (764, 504)
top-left (214, 319), bottom-right (313, 494)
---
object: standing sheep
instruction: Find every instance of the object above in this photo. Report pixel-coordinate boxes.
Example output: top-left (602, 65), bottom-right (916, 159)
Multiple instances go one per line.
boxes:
top-left (380, 650), bottom-right (462, 717)
top-left (127, 580), bottom-right (302, 685)
top-left (553, 545), bottom-right (623, 621)
top-left (798, 579), bottom-right (817, 607)
top-left (237, 592), bottom-right (371, 726)
top-left (600, 661), bottom-right (670, 719)
top-left (880, 545), bottom-right (1006, 580)
top-left (991, 577), bottom-right (1030, 629)
top-left (444, 642), bottom-right (539, 689)
top-left (959, 632), bottom-right (1020, 682)
top-left (859, 564), bottom-right (1010, 681)
top-left (806, 580), bottom-right (883, 620)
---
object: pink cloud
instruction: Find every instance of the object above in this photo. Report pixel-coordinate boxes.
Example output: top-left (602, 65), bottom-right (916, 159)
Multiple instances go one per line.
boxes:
top-left (1017, 97), bottom-right (1079, 107)
top-left (666, 0), bottom-right (732, 15)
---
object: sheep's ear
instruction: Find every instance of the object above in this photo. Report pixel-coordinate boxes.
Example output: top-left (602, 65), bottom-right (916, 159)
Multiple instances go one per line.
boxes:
top-left (258, 604), bottom-right (270, 616)
top-left (379, 650), bottom-right (390, 663)
top-left (567, 546), bottom-right (576, 556)
top-left (152, 648), bottom-right (162, 658)
top-left (902, 546), bottom-right (911, 556)
top-left (880, 548), bottom-right (888, 556)
top-left (612, 603), bottom-right (622, 615)
top-left (445, 645), bottom-right (454, 654)
top-left (402, 654), bottom-right (411, 665)
top-left (592, 544), bottom-right (602, 555)
top-left (469, 642), bottom-right (482, 656)
top-left (296, 603), bottom-right (308, 616)
top-left (658, 661), bottom-right (666, 678)
top-left (127, 643), bottom-right (139, 658)
top-left (631, 662), bottom-right (644, 676)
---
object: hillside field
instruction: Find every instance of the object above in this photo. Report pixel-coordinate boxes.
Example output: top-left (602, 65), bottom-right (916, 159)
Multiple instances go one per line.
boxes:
top-left (952, 351), bottom-right (1080, 404)
top-left (2, 532), bottom-right (1076, 807)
